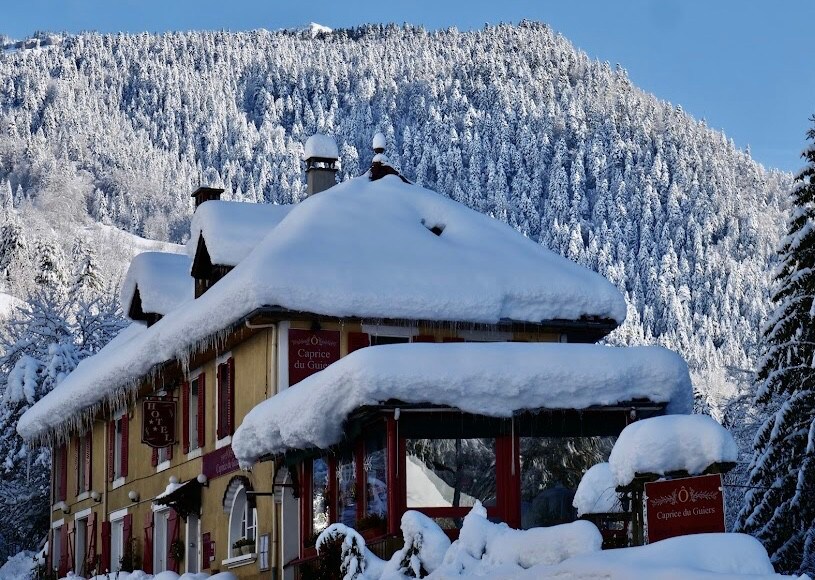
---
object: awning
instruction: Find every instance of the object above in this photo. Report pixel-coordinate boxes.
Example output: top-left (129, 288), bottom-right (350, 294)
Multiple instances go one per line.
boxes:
top-left (153, 478), bottom-right (203, 520)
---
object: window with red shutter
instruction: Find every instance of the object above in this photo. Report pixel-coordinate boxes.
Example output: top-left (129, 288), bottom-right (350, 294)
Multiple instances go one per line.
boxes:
top-left (122, 513), bottom-right (132, 562)
top-left (74, 437), bottom-right (81, 496)
top-left (58, 525), bottom-right (68, 577)
top-left (168, 510), bottom-right (180, 572)
top-left (87, 513), bottom-right (97, 572)
top-left (151, 448), bottom-right (158, 467)
top-left (216, 365), bottom-right (225, 440)
top-left (56, 445), bottom-right (67, 502)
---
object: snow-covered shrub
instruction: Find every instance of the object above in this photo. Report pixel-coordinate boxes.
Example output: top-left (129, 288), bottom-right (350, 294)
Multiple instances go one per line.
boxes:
top-left (316, 524), bottom-right (368, 580)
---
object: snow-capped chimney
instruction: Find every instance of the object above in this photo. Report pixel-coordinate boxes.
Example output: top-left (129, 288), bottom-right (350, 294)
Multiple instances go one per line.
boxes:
top-left (191, 186), bottom-right (224, 209)
top-left (304, 134), bottom-right (339, 196)
top-left (370, 132), bottom-right (396, 181)
top-left (372, 132), bottom-right (386, 154)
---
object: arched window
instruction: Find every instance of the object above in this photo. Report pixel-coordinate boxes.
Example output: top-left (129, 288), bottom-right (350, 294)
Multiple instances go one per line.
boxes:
top-left (224, 477), bottom-right (257, 555)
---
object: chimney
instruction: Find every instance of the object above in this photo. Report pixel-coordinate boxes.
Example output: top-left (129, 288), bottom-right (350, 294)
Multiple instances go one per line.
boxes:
top-left (304, 134), bottom-right (339, 196)
top-left (191, 186), bottom-right (224, 209)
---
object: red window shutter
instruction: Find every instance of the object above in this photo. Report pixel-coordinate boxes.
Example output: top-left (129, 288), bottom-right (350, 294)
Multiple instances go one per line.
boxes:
top-left (347, 331), bottom-right (370, 353)
top-left (88, 512), bottom-right (98, 570)
top-left (197, 373), bottom-right (206, 449)
top-left (142, 511), bottom-right (154, 574)
top-left (443, 337), bottom-right (465, 342)
top-left (66, 521), bottom-right (75, 573)
top-left (58, 446), bottom-right (68, 502)
top-left (84, 432), bottom-right (92, 493)
top-left (120, 415), bottom-right (129, 478)
top-left (122, 513), bottom-right (132, 554)
top-left (74, 437), bottom-right (81, 496)
top-left (168, 509), bottom-right (180, 572)
top-left (58, 525), bottom-right (68, 577)
top-left (201, 532), bottom-right (211, 570)
top-left (100, 520), bottom-right (111, 573)
top-left (182, 381), bottom-right (190, 454)
top-left (151, 447), bottom-right (158, 467)
top-left (107, 421), bottom-right (115, 482)
top-left (412, 334), bottom-right (436, 343)
top-left (227, 358), bottom-right (235, 435)
top-left (216, 366), bottom-right (225, 440)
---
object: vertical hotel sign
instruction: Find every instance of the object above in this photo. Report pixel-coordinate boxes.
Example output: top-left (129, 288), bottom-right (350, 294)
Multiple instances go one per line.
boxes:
top-left (142, 399), bottom-right (176, 448)
top-left (288, 329), bottom-right (340, 386)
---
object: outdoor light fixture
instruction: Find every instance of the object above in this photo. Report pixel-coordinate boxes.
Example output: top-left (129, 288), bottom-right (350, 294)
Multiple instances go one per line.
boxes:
top-left (197, 473), bottom-right (208, 487)
top-left (90, 491), bottom-right (101, 503)
top-left (128, 490), bottom-right (139, 502)
top-left (55, 501), bottom-right (70, 514)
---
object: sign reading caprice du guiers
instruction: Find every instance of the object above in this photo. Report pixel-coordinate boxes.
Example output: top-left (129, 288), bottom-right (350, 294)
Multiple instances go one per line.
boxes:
top-left (645, 473), bottom-right (726, 543)
top-left (141, 399), bottom-right (177, 448)
top-left (288, 329), bottom-right (341, 386)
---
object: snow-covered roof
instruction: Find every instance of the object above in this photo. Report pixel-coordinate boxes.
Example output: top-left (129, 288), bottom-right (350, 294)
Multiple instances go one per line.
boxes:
top-left (608, 415), bottom-right (738, 486)
top-left (303, 133), bottom-right (339, 160)
top-left (573, 463), bottom-right (622, 516)
top-left (20, 175), bottom-right (629, 442)
top-left (187, 200), bottom-right (293, 267)
top-left (232, 342), bottom-right (692, 467)
top-left (373, 132), bottom-right (387, 150)
top-left (120, 252), bottom-right (193, 318)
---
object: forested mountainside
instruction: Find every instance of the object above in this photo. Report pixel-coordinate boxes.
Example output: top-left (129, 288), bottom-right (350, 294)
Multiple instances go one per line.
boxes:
top-left (0, 22), bottom-right (791, 512)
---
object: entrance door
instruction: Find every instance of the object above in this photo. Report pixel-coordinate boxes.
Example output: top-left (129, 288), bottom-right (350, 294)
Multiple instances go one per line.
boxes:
top-left (110, 518), bottom-right (124, 572)
top-left (186, 515), bottom-right (200, 573)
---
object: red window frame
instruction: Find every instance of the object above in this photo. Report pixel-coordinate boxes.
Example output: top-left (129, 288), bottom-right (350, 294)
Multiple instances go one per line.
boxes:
top-left (216, 357), bottom-right (235, 440)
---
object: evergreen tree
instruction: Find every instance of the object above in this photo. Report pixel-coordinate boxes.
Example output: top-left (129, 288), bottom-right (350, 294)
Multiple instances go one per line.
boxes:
top-left (737, 117), bottom-right (815, 575)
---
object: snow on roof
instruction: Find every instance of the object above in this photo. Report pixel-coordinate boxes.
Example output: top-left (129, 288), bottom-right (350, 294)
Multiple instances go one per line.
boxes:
top-left (120, 252), bottom-right (193, 318)
top-left (303, 133), bottom-right (339, 160)
top-left (20, 175), bottom-right (629, 442)
top-left (232, 342), bottom-right (692, 467)
top-left (187, 200), bottom-right (293, 267)
top-left (573, 463), bottom-right (622, 516)
top-left (608, 415), bottom-right (738, 487)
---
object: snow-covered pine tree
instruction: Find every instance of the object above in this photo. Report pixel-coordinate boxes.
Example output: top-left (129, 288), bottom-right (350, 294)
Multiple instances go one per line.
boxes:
top-left (737, 116), bottom-right (815, 575)
top-left (0, 287), bottom-right (76, 560)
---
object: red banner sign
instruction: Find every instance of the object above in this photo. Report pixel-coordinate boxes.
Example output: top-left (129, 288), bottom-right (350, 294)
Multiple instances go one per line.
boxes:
top-left (142, 399), bottom-right (176, 448)
top-left (645, 473), bottom-right (726, 543)
top-left (202, 445), bottom-right (240, 480)
top-left (288, 329), bottom-right (340, 386)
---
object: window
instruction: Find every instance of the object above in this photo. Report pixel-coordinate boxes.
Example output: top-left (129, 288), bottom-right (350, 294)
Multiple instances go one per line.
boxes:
top-left (108, 411), bottom-right (128, 482)
top-left (519, 436), bottom-right (615, 529)
top-left (216, 357), bottom-right (234, 440)
top-left (364, 432), bottom-right (387, 521)
top-left (110, 518), bottom-right (124, 572)
top-left (406, 438), bottom-right (497, 509)
top-left (153, 509), bottom-right (170, 573)
top-left (312, 458), bottom-right (330, 535)
top-left (74, 517), bottom-right (88, 577)
top-left (51, 523), bottom-right (63, 576)
top-left (228, 487), bottom-right (257, 553)
top-left (76, 433), bottom-right (91, 495)
top-left (336, 452), bottom-right (357, 528)
top-left (184, 373), bottom-right (205, 453)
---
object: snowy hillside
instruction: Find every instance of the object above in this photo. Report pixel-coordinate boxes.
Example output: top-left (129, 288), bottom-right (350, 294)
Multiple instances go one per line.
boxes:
top-left (0, 21), bottom-right (791, 477)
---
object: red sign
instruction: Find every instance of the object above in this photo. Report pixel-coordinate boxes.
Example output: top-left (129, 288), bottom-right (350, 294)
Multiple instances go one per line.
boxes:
top-left (202, 445), bottom-right (240, 480)
top-left (288, 329), bottom-right (340, 386)
top-left (142, 399), bottom-right (176, 448)
top-left (645, 474), bottom-right (726, 543)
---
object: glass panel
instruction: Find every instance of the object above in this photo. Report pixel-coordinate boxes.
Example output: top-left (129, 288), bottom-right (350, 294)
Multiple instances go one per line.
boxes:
top-left (312, 458), bottom-right (330, 535)
top-left (520, 436), bottom-right (615, 529)
top-left (406, 438), bottom-right (496, 508)
top-left (364, 432), bottom-right (387, 523)
top-left (336, 453), bottom-right (357, 527)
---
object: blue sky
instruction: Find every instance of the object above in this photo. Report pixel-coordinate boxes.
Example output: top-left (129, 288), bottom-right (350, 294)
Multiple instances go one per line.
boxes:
top-left (3, 0), bottom-right (812, 173)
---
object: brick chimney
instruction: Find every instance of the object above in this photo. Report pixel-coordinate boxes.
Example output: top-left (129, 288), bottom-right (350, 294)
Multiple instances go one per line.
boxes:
top-left (304, 134), bottom-right (339, 196)
top-left (191, 186), bottom-right (224, 209)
